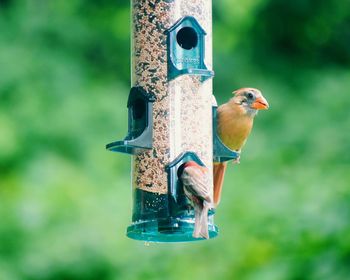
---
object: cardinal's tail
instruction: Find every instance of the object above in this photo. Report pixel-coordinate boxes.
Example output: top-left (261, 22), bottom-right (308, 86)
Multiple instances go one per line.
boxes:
top-left (213, 162), bottom-right (227, 207)
top-left (193, 202), bottom-right (210, 239)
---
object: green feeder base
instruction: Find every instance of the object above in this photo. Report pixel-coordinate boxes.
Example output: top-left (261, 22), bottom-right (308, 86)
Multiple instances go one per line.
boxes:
top-left (127, 217), bottom-right (218, 242)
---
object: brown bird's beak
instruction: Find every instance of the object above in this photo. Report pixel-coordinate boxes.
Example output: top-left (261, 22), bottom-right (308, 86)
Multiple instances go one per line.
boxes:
top-left (251, 96), bottom-right (269, 110)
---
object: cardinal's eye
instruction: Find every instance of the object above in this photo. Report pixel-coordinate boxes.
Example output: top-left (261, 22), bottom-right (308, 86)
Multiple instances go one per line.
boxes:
top-left (247, 92), bottom-right (254, 99)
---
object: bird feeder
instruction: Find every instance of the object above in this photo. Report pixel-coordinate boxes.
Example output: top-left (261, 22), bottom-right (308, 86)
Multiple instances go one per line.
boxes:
top-left (107, 0), bottom-right (238, 242)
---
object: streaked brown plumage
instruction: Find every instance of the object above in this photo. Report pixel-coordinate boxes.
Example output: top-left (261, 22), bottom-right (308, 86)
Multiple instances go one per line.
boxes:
top-left (180, 161), bottom-right (212, 239)
top-left (214, 88), bottom-right (269, 206)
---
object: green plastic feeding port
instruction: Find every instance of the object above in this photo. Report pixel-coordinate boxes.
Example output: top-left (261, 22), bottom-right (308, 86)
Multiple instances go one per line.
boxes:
top-left (213, 105), bottom-right (240, 162)
top-left (127, 152), bottom-right (218, 242)
top-left (106, 87), bottom-right (156, 155)
top-left (166, 16), bottom-right (214, 81)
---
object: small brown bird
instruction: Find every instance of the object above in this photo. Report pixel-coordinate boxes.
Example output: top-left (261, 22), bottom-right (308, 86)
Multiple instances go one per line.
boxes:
top-left (213, 88), bottom-right (269, 206)
top-left (180, 161), bottom-right (212, 239)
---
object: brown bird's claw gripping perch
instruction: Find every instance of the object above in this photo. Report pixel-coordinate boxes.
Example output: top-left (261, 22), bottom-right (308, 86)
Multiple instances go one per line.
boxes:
top-left (213, 88), bottom-right (269, 207)
top-left (232, 155), bottom-right (241, 164)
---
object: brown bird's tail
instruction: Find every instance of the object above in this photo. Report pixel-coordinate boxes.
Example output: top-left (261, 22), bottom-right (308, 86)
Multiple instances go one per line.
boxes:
top-left (193, 201), bottom-right (210, 239)
top-left (213, 162), bottom-right (227, 207)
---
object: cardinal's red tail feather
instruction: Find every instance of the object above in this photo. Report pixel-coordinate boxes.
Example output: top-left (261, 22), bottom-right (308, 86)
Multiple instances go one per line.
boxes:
top-left (213, 162), bottom-right (227, 207)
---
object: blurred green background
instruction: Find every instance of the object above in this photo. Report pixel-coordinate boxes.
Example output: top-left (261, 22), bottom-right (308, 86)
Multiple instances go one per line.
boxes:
top-left (1, 0), bottom-right (349, 279)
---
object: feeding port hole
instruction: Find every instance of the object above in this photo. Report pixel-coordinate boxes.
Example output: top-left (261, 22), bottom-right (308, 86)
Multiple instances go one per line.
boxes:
top-left (176, 27), bottom-right (198, 50)
top-left (132, 98), bottom-right (146, 120)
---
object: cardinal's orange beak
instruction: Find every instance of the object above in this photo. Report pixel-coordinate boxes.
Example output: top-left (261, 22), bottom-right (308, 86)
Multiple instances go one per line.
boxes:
top-left (251, 96), bottom-right (269, 110)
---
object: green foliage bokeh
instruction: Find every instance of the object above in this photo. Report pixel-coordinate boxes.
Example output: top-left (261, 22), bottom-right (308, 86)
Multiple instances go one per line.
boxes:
top-left (1, 0), bottom-right (350, 279)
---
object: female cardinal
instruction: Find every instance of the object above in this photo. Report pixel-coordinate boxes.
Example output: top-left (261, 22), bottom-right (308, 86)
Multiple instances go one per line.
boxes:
top-left (213, 88), bottom-right (269, 206)
top-left (180, 161), bottom-right (212, 239)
